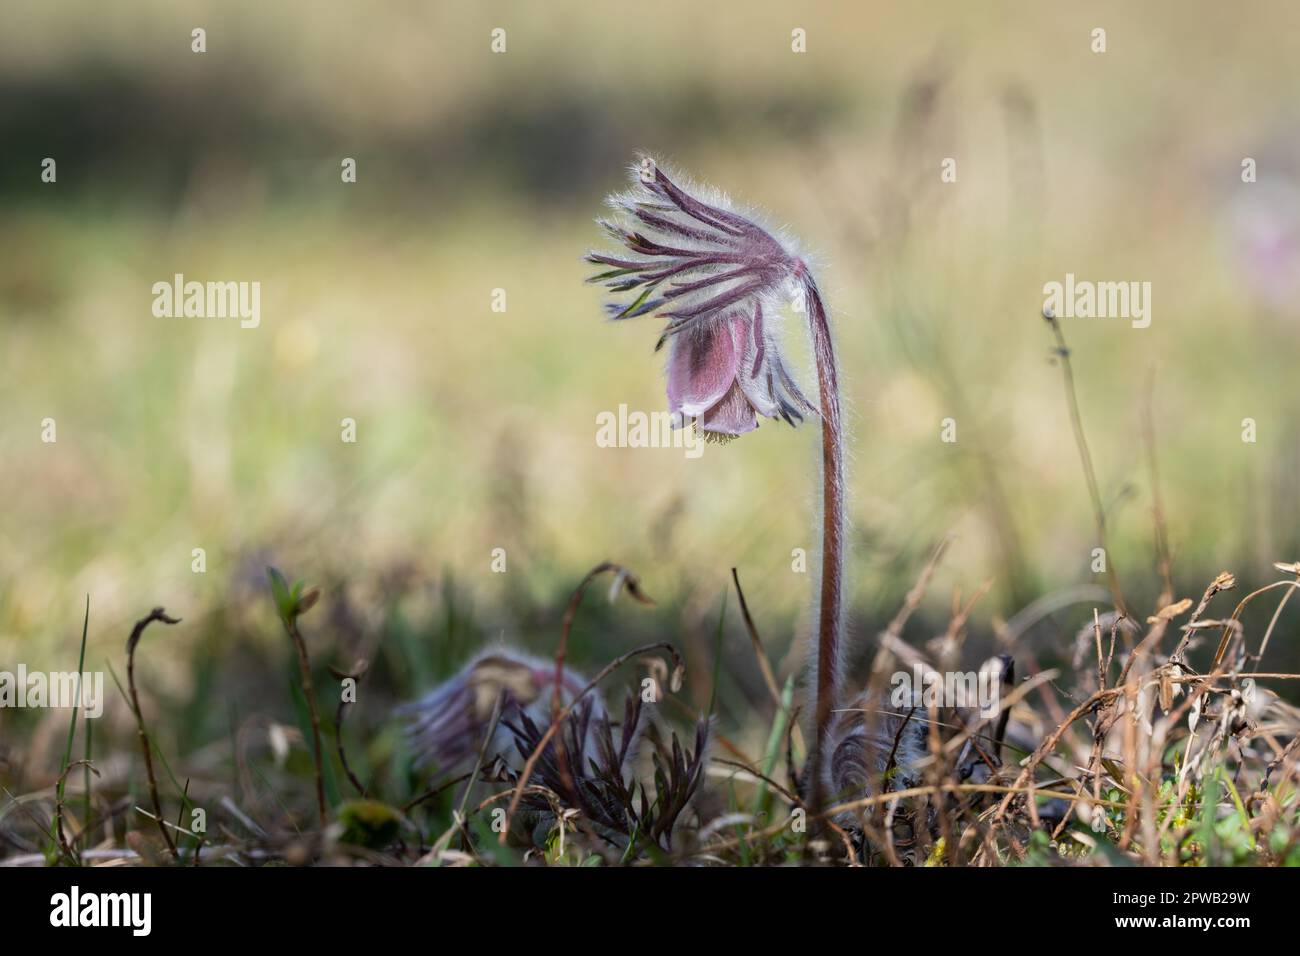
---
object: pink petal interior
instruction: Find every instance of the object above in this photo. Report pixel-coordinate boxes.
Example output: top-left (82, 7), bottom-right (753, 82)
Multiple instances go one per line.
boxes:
top-left (666, 317), bottom-right (742, 416)
top-left (700, 379), bottom-right (758, 435)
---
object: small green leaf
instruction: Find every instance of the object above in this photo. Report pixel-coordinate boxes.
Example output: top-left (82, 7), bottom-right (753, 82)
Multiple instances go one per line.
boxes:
top-left (267, 567), bottom-right (292, 621)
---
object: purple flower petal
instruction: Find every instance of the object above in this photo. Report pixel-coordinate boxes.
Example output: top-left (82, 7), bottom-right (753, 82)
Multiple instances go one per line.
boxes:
top-left (700, 379), bottom-right (759, 435)
top-left (666, 317), bottom-right (742, 416)
top-left (736, 304), bottom-right (781, 419)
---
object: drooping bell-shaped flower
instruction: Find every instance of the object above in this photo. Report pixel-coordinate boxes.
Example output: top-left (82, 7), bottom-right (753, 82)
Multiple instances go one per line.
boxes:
top-left (587, 157), bottom-right (818, 436)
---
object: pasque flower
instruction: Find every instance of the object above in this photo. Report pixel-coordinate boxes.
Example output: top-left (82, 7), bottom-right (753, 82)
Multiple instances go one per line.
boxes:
top-left (403, 649), bottom-right (606, 774)
top-left (587, 157), bottom-right (818, 436)
top-left (587, 157), bottom-right (847, 817)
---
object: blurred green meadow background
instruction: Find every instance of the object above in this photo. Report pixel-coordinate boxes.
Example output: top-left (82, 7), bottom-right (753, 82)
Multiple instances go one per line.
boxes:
top-left (3, 0), bottom-right (1300, 784)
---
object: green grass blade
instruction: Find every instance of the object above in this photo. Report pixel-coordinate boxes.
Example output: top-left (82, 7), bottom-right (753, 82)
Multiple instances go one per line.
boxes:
top-left (755, 673), bottom-right (795, 823)
top-left (1222, 774), bottom-right (1255, 850)
top-left (706, 590), bottom-right (727, 717)
top-left (54, 595), bottom-right (90, 862)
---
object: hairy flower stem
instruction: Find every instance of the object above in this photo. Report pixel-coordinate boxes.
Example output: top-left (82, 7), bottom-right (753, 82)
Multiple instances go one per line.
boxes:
top-left (803, 274), bottom-right (845, 820)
